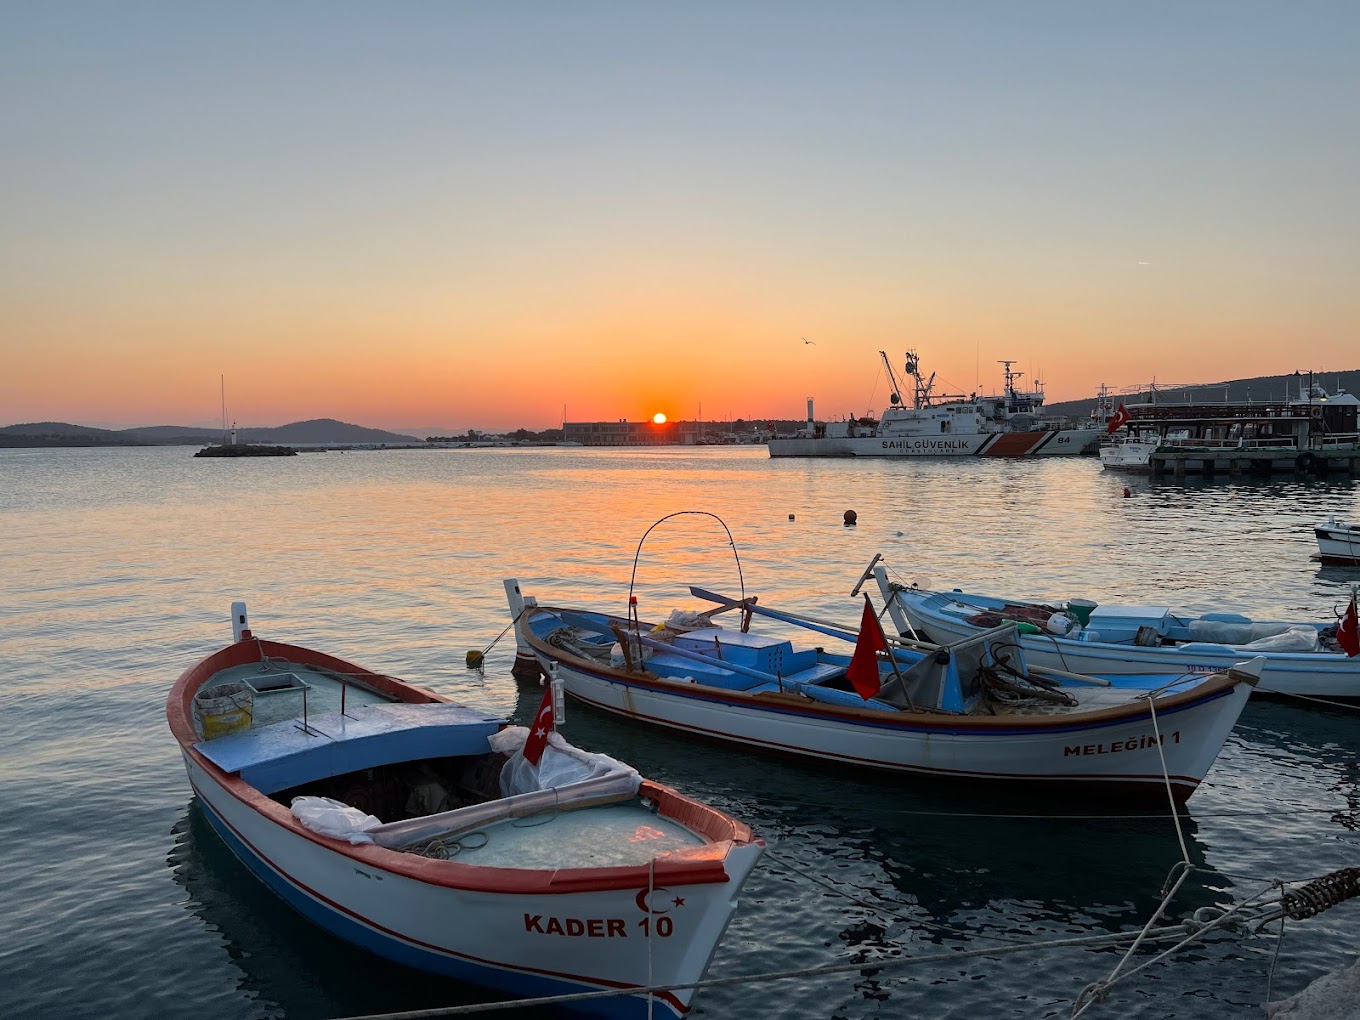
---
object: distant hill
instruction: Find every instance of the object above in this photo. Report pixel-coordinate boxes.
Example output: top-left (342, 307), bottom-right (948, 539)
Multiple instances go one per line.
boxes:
top-left (0, 422), bottom-right (148, 447)
top-left (0, 418), bottom-right (421, 448)
top-left (1047, 369), bottom-right (1360, 420)
top-left (240, 419), bottom-right (421, 445)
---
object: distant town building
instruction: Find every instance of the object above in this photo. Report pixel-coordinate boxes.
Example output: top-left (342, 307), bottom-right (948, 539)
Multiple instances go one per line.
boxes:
top-left (562, 419), bottom-right (780, 446)
top-left (563, 419), bottom-right (690, 446)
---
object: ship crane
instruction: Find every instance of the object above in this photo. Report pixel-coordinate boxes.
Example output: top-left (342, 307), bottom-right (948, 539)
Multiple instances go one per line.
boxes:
top-left (883, 350), bottom-right (969, 410)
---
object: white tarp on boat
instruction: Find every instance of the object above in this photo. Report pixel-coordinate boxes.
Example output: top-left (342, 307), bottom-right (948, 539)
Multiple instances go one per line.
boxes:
top-left (490, 726), bottom-right (640, 798)
top-left (1188, 620), bottom-right (1321, 651)
top-left (291, 796), bottom-right (384, 844)
top-left (364, 729), bottom-right (641, 851)
top-left (289, 729), bottom-right (641, 849)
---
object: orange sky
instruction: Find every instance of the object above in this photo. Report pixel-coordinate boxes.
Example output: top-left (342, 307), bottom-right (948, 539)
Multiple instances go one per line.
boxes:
top-left (4, 6), bottom-right (1358, 432)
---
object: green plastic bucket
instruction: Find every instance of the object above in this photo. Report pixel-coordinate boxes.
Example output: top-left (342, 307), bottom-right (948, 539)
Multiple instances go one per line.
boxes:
top-left (1066, 599), bottom-right (1098, 627)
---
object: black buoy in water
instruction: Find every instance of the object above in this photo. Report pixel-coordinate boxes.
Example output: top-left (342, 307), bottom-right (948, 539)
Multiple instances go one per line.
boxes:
top-left (844, 509), bottom-right (857, 526)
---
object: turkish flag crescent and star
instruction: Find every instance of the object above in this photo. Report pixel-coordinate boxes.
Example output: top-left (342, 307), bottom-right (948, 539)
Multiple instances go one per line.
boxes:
top-left (1106, 404), bottom-right (1131, 434)
top-left (846, 597), bottom-right (887, 700)
top-left (1338, 593), bottom-right (1360, 658)
top-left (523, 685), bottom-right (555, 764)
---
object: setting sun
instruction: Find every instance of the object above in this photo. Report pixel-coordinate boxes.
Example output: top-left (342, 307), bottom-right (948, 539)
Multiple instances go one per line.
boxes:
top-left (652, 413), bottom-right (667, 424)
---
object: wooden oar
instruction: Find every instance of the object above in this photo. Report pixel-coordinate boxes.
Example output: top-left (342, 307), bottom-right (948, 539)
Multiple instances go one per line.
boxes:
top-left (688, 586), bottom-right (860, 643)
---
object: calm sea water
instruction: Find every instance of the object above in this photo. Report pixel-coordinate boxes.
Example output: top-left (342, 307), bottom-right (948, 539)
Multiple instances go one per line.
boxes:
top-left (3, 446), bottom-right (1359, 1020)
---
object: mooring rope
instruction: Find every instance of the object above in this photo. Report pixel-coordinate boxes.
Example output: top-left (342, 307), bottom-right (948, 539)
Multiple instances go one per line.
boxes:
top-left (324, 845), bottom-right (1359, 1020)
top-left (646, 855), bottom-right (656, 1020)
top-left (474, 605), bottom-right (528, 662)
top-left (329, 925), bottom-right (1222, 1020)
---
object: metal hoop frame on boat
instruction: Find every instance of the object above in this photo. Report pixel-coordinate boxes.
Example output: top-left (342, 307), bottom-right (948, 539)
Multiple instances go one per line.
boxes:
top-left (628, 511), bottom-right (746, 621)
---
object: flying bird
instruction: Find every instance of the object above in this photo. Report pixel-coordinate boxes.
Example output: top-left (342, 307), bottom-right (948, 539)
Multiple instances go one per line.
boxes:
top-left (803, 337), bottom-right (815, 345)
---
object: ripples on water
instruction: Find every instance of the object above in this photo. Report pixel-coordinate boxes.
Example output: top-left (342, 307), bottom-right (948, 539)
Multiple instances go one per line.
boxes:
top-left (2, 446), bottom-right (1358, 1018)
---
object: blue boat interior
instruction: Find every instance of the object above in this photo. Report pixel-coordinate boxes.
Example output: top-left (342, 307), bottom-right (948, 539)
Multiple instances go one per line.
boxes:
top-left (196, 701), bottom-right (503, 795)
top-left (190, 659), bottom-right (533, 840)
top-left (531, 609), bottom-right (1004, 714)
top-left (189, 654), bottom-right (712, 871)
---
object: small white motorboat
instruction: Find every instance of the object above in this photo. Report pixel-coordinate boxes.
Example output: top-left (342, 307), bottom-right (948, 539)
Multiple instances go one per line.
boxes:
top-left (1098, 432), bottom-right (1160, 471)
top-left (1315, 515), bottom-right (1360, 566)
top-left (881, 569), bottom-right (1360, 699)
top-left (168, 603), bottom-right (764, 1019)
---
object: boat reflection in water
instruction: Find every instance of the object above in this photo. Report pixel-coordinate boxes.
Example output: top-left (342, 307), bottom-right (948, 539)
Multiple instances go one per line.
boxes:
top-left (506, 677), bottom-right (1234, 990)
top-left (167, 804), bottom-right (519, 1019)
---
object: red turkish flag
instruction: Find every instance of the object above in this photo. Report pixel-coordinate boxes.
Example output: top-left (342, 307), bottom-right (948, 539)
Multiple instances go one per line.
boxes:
top-left (523, 685), bottom-right (555, 764)
top-left (1106, 404), bottom-right (1131, 434)
top-left (846, 597), bottom-right (887, 700)
top-left (1338, 593), bottom-right (1360, 657)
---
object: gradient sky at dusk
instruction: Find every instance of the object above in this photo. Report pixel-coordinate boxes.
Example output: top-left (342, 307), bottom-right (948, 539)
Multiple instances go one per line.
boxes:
top-left (4, 3), bottom-right (1358, 432)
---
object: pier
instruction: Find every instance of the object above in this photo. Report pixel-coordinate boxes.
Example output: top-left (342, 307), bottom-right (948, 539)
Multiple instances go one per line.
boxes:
top-left (1149, 444), bottom-right (1360, 477)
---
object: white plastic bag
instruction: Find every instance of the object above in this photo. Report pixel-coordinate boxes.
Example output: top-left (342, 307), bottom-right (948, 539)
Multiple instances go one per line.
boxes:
top-left (490, 726), bottom-right (640, 798)
top-left (1241, 627), bottom-right (1320, 652)
top-left (666, 609), bottom-right (719, 630)
top-left (291, 796), bottom-right (383, 844)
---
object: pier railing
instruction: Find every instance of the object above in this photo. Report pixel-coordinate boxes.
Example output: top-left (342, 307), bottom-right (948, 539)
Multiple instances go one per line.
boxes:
top-left (1153, 433), bottom-right (1360, 453)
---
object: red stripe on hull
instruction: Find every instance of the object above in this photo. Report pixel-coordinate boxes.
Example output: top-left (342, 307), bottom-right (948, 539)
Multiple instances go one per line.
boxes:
top-left (979, 431), bottom-right (1047, 456)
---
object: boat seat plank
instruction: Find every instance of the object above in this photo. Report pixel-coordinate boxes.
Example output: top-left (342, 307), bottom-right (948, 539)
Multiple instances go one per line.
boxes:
top-left (783, 662), bottom-right (846, 685)
top-left (645, 653), bottom-right (763, 690)
top-left (195, 703), bottom-right (503, 794)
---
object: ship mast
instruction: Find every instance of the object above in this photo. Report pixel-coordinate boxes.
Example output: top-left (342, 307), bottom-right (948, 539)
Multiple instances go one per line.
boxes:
top-left (882, 350), bottom-right (938, 410)
top-left (220, 375), bottom-right (232, 445)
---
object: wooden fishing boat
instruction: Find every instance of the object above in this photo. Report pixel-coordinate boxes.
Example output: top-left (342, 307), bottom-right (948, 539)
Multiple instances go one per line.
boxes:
top-left (503, 577), bottom-right (1259, 804)
top-left (879, 568), bottom-right (1360, 699)
top-left (167, 603), bottom-right (763, 1019)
